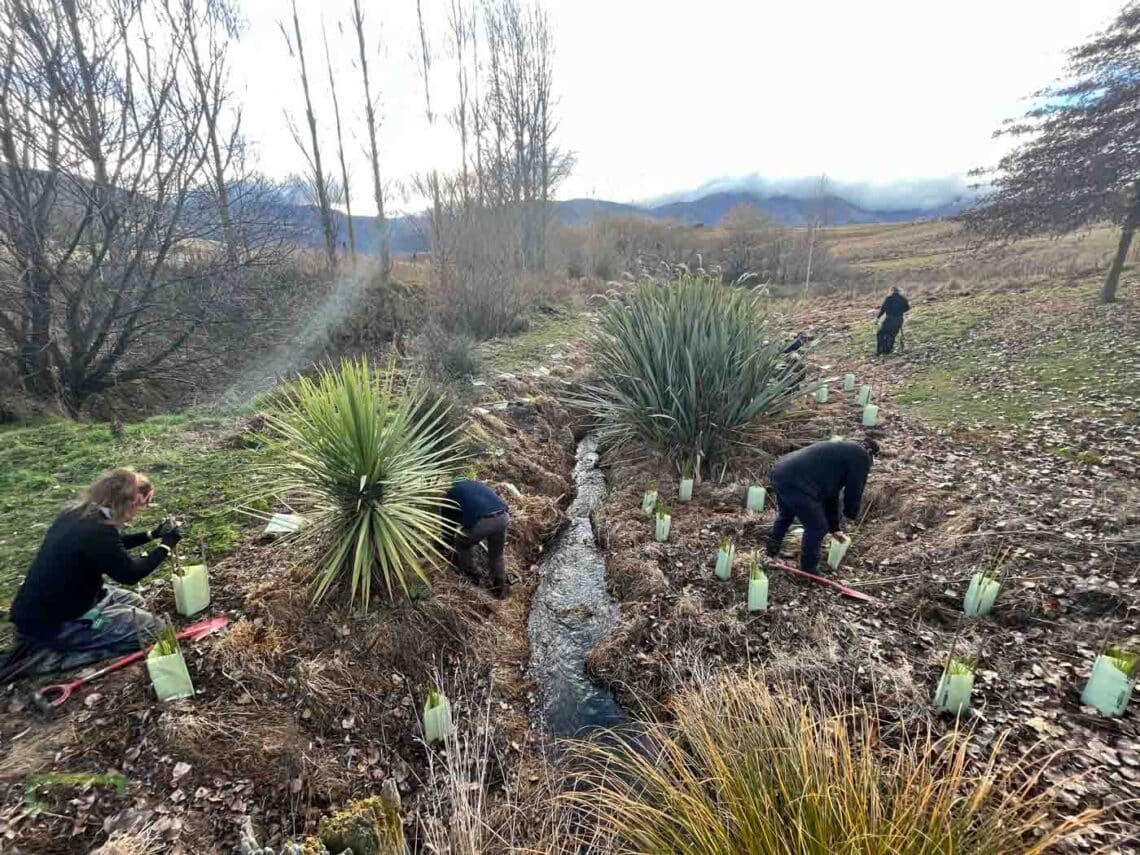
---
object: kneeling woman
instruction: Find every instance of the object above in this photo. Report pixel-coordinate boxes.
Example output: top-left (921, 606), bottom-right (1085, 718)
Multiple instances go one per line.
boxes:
top-left (9, 468), bottom-right (182, 661)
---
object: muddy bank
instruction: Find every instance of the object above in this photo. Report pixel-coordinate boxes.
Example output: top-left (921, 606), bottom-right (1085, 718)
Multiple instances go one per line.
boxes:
top-left (0, 379), bottom-right (577, 853)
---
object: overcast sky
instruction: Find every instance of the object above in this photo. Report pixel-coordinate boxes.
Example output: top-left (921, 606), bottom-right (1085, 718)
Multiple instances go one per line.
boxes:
top-left (230, 0), bottom-right (1124, 215)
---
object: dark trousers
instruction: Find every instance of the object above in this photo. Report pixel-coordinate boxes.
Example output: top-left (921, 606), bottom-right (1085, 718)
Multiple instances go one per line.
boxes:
top-left (20, 585), bottom-right (158, 669)
top-left (877, 315), bottom-right (904, 355)
top-left (766, 484), bottom-right (837, 573)
top-left (454, 511), bottom-right (509, 584)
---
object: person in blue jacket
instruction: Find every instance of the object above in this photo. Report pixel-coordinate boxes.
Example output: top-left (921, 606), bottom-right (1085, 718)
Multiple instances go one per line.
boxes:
top-left (442, 479), bottom-right (510, 599)
top-left (765, 438), bottom-right (878, 574)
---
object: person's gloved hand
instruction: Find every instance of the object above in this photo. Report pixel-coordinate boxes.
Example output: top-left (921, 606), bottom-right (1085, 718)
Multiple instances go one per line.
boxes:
top-left (160, 525), bottom-right (185, 549)
top-left (150, 517), bottom-right (180, 541)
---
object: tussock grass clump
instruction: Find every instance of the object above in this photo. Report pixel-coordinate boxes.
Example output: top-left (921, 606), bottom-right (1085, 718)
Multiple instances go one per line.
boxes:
top-left (259, 358), bottom-right (466, 609)
top-left (564, 673), bottom-right (1099, 854)
top-left (586, 275), bottom-right (809, 469)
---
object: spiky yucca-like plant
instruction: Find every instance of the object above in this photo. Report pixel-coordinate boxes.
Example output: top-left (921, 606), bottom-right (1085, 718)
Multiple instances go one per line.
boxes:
top-left (586, 275), bottom-right (811, 469)
top-left (260, 358), bottom-right (466, 610)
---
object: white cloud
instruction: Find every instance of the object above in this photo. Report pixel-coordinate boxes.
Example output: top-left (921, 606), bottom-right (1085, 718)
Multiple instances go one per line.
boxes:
top-left (229, 0), bottom-right (1124, 214)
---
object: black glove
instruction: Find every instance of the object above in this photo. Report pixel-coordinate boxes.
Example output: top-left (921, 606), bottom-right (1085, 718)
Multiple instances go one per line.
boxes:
top-left (151, 518), bottom-right (178, 541)
top-left (160, 525), bottom-right (184, 549)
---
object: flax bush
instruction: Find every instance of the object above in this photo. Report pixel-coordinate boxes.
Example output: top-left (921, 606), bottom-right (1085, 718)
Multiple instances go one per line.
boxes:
top-left (586, 274), bottom-right (810, 469)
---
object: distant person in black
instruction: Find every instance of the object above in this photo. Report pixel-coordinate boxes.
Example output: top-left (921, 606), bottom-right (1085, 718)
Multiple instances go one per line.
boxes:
top-left (876, 287), bottom-right (910, 355)
top-left (9, 468), bottom-right (182, 661)
top-left (442, 479), bottom-right (510, 599)
top-left (765, 438), bottom-right (878, 574)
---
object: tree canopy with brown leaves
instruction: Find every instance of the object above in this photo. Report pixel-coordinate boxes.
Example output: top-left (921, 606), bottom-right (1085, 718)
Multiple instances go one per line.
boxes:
top-left (962, 3), bottom-right (1140, 302)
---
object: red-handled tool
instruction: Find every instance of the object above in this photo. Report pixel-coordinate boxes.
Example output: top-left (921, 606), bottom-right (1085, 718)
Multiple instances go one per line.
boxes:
top-left (34, 615), bottom-right (229, 708)
top-left (766, 560), bottom-right (883, 606)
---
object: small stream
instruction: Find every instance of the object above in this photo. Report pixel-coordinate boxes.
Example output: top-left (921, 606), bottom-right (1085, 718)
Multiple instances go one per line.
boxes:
top-left (527, 435), bottom-right (627, 737)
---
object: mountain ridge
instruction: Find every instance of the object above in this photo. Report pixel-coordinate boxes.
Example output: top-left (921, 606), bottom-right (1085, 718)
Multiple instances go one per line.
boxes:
top-left (313, 188), bottom-right (973, 256)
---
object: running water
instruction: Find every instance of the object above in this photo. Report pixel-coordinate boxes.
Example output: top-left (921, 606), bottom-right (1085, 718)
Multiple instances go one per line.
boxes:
top-left (527, 435), bottom-right (627, 736)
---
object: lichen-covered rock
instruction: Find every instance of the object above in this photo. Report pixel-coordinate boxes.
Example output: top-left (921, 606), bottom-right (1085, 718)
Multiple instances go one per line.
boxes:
top-left (316, 781), bottom-right (404, 855)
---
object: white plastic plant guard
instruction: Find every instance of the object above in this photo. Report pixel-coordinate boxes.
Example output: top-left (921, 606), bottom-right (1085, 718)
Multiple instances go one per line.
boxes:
top-left (679, 478), bottom-right (694, 502)
top-left (147, 648), bottom-right (194, 702)
top-left (173, 563), bottom-right (211, 617)
top-left (826, 535), bottom-right (850, 571)
top-left (423, 691), bottom-right (455, 743)
top-left (1081, 655), bottom-right (1135, 717)
top-left (858, 385), bottom-right (872, 406)
top-left (843, 373), bottom-right (856, 391)
top-left (654, 513), bottom-right (671, 542)
top-left (746, 486), bottom-right (766, 512)
top-left (863, 404), bottom-right (879, 427)
top-left (748, 569), bottom-right (768, 612)
top-left (641, 489), bottom-right (658, 515)
top-left (963, 573), bottom-right (1001, 617)
top-left (934, 665), bottom-right (974, 715)
top-left (715, 544), bottom-right (735, 581)
top-left (815, 383), bottom-right (829, 403)
top-left (264, 513), bottom-right (304, 535)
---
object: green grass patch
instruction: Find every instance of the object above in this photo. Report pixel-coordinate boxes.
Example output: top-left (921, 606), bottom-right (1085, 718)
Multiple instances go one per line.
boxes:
top-left (475, 308), bottom-right (587, 376)
top-left (869, 282), bottom-right (1137, 432)
top-left (892, 369), bottom-right (1036, 426)
top-left (0, 414), bottom-right (268, 605)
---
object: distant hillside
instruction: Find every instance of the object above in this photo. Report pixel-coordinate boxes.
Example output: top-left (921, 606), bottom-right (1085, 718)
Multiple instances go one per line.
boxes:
top-left (290, 189), bottom-right (974, 256)
top-left (642, 190), bottom-right (972, 228)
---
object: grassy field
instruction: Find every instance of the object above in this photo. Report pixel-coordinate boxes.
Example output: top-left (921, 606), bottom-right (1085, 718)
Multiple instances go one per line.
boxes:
top-left (0, 413), bottom-right (267, 605)
top-left (824, 220), bottom-right (1128, 286)
top-left (846, 280), bottom-right (1139, 431)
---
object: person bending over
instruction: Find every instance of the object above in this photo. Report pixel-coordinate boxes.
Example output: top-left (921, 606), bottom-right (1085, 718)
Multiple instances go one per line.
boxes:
top-left (441, 479), bottom-right (510, 599)
top-left (9, 468), bottom-right (182, 661)
top-left (766, 438), bottom-right (878, 574)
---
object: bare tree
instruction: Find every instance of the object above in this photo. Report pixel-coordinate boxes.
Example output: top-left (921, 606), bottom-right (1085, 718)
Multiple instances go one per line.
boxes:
top-left (324, 21), bottom-right (355, 263)
top-left (414, 0), bottom-right (433, 123)
top-left (351, 0), bottom-right (390, 276)
top-left (448, 0), bottom-right (475, 206)
top-left (963, 3), bottom-right (1140, 303)
top-left (480, 0), bottom-right (572, 269)
top-left (281, 0), bottom-right (337, 270)
top-left (0, 0), bottom-right (213, 407)
top-left (804, 174), bottom-right (829, 295)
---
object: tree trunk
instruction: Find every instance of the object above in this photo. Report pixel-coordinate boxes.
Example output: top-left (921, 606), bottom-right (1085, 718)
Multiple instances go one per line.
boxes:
top-left (352, 0), bottom-right (390, 279)
top-left (1103, 224), bottom-right (1132, 303)
top-left (20, 265), bottom-right (54, 395)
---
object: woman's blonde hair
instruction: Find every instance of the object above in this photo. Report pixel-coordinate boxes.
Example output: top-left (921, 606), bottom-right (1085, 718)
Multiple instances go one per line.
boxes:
top-left (74, 468), bottom-right (152, 524)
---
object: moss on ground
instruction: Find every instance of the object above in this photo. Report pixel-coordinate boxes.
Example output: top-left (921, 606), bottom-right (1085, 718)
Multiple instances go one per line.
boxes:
top-left (0, 413), bottom-right (267, 604)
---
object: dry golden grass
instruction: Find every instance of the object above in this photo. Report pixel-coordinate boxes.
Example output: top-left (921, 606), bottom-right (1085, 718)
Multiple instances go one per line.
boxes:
top-left (561, 671), bottom-right (1101, 855)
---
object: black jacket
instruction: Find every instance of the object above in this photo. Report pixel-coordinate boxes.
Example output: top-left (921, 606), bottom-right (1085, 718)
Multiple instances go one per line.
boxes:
top-left (443, 480), bottom-right (507, 530)
top-left (877, 293), bottom-right (910, 319)
top-left (769, 441), bottom-right (873, 524)
top-left (9, 510), bottom-right (166, 639)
